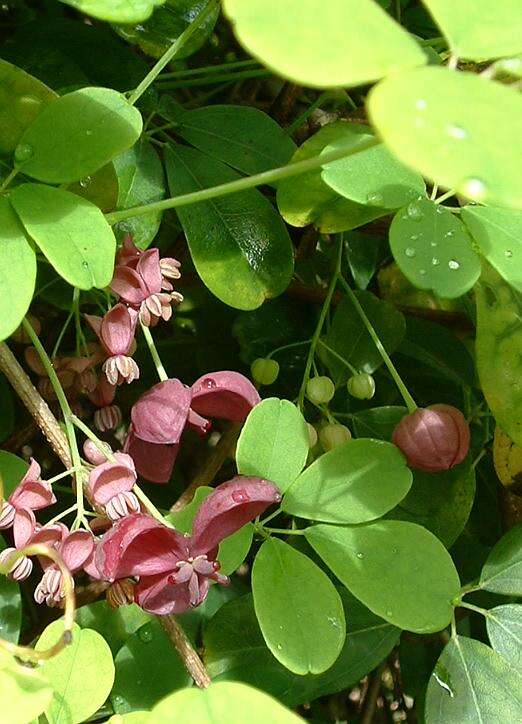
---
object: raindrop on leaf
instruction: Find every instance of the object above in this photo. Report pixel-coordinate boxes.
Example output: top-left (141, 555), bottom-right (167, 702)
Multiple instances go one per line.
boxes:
top-left (405, 247), bottom-right (416, 258)
top-left (448, 260), bottom-right (460, 270)
top-left (14, 143), bottom-right (34, 163)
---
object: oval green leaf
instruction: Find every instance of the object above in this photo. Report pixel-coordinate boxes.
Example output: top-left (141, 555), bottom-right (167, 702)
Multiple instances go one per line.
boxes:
top-left (352, 406), bottom-right (407, 441)
top-left (0, 197), bottom-right (36, 341)
top-left (368, 67), bottom-right (522, 209)
top-left (252, 538), bottom-right (346, 674)
top-left (236, 398), bottom-right (309, 493)
top-left (10, 184), bottom-right (116, 289)
top-left (37, 620), bottom-right (115, 724)
top-left (462, 205), bottom-right (522, 292)
top-left (16, 86), bottom-right (143, 183)
top-left (422, 0), bottom-right (522, 61)
top-left (425, 636), bottom-right (522, 722)
top-left (223, 0), bottom-right (425, 88)
top-left (0, 451), bottom-right (28, 498)
top-left (75, 600), bottom-right (150, 656)
top-left (59, 0), bottom-right (165, 24)
top-left (480, 523), bottom-right (522, 595)
top-left (165, 144), bottom-right (293, 310)
top-left (283, 438), bottom-right (412, 524)
top-left (306, 520), bottom-right (461, 632)
top-left (0, 650), bottom-right (53, 724)
top-left (389, 199), bottom-right (481, 298)
top-left (175, 105), bottom-right (296, 176)
top-left (68, 163), bottom-right (119, 214)
top-left (486, 604), bottom-right (522, 671)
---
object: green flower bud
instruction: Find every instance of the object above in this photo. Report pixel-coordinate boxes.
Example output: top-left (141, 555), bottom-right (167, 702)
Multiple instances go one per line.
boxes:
top-left (250, 358), bottom-right (279, 385)
top-left (306, 423), bottom-right (318, 448)
top-left (319, 423), bottom-right (352, 451)
top-left (347, 373), bottom-right (376, 400)
top-left (306, 376), bottom-right (335, 404)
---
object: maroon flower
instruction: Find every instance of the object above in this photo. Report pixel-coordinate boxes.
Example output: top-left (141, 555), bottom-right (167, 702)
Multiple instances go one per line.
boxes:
top-left (392, 404), bottom-right (470, 473)
top-left (85, 304), bottom-right (139, 386)
top-left (88, 452), bottom-right (140, 521)
top-left (0, 515), bottom-right (67, 583)
top-left (95, 476), bottom-right (281, 615)
top-left (116, 236), bottom-right (181, 291)
top-left (34, 529), bottom-right (94, 606)
top-left (0, 459), bottom-right (56, 531)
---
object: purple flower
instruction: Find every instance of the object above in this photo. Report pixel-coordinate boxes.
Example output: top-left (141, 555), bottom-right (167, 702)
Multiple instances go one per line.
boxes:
top-left (85, 304), bottom-right (139, 386)
top-left (95, 476), bottom-right (281, 615)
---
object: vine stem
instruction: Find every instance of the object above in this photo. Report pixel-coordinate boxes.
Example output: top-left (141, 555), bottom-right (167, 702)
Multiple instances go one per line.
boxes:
top-left (105, 137), bottom-right (380, 224)
top-left (160, 614), bottom-right (211, 688)
top-left (458, 601), bottom-right (488, 616)
top-left (297, 236), bottom-right (343, 410)
top-left (141, 324), bottom-right (168, 382)
top-left (338, 276), bottom-right (417, 413)
top-left (127, 0), bottom-right (220, 106)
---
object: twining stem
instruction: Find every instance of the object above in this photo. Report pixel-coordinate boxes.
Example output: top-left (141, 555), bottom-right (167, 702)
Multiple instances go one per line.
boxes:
top-left (158, 58), bottom-right (259, 80)
top-left (0, 167), bottom-right (19, 193)
top-left (141, 324), bottom-right (168, 382)
top-left (22, 318), bottom-right (88, 528)
top-left (297, 237), bottom-right (343, 410)
top-left (127, 0), bottom-right (220, 106)
top-left (105, 137), bottom-right (380, 224)
top-left (338, 276), bottom-right (417, 413)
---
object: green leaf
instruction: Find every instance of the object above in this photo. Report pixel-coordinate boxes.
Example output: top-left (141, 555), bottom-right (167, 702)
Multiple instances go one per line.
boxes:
top-left (0, 375), bottom-right (14, 443)
top-left (306, 520), bottom-right (460, 632)
top-left (15, 87), bottom-right (143, 184)
top-left (204, 590), bottom-right (399, 706)
top-left (283, 438), bottom-right (412, 524)
top-left (486, 604), bottom-right (522, 671)
top-left (277, 122), bottom-right (389, 233)
top-left (0, 650), bottom-right (53, 724)
top-left (148, 681), bottom-right (305, 723)
top-left (0, 58), bottom-right (57, 155)
top-left (252, 538), bottom-right (346, 674)
top-left (175, 105), bottom-right (296, 176)
top-left (388, 462), bottom-right (476, 547)
top-left (475, 262), bottom-right (522, 446)
top-left (321, 134), bottom-right (425, 210)
top-left (368, 67), bottom-right (522, 209)
top-left (0, 197), bottom-right (36, 341)
top-left (462, 205), bottom-right (522, 292)
top-left (421, 0), bottom-right (522, 61)
top-left (75, 600), bottom-right (151, 656)
top-left (111, 619), bottom-right (191, 714)
top-left (425, 636), bottom-right (522, 722)
top-left (236, 398), bottom-right (309, 493)
top-left (352, 406), bottom-right (407, 441)
top-left (115, 0), bottom-right (219, 59)
top-left (165, 144), bottom-right (294, 310)
top-left (37, 621), bottom-right (115, 724)
top-left (67, 163), bottom-right (119, 214)
top-left (112, 139), bottom-right (166, 248)
top-left (223, 0), bottom-right (425, 88)
top-left (59, 0), bottom-right (165, 23)
top-left (0, 538), bottom-right (22, 643)
top-left (480, 523), bottom-right (522, 595)
top-left (344, 231), bottom-right (383, 290)
top-left (389, 199), bottom-right (481, 298)
top-left (0, 451), bottom-right (28, 498)
top-left (10, 184), bottom-right (116, 290)
top-left (322, 291), bottom-right (406, 380)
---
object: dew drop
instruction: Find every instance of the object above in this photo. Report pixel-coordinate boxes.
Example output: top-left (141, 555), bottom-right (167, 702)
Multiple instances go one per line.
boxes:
top-left (14, 143), bottom-right (34, 163)
top-left (18, 94), bottom-right (42, 110)
top-left (201, 377), bottom-right (217, 389)
top-left (386, 610), bottom-right (393, 617)
top-left (392, 548), bottom-right (398, 554)
top-left (448, 260), bottom-right (460, 270)
top-left (112, 695), bottom-right (126, 708)
top-left (138, 626), bottom-right (154, 643)
top-left (232, 490), bottom-right (249, 503)
top-left (410, 234), bottom-right (419, 241)
top-left (407, 202), bottom-right (423, 221)
top-left (505, 249), bottom-right (513, 258)
top-left (276, 644), bottom-right (282, 650)
top-left (82, 261), bottom-right (89, 269)
top-left (80, 176), bottom-right (92, 188)
top-left (446, 123), bottom-right (467, 140)
top-left (419, 269), bottom-right (427, 276)
top-left (431, 258), bottom-right (440, 266)
top-left (435, 205), bottom-right (445, 214)
top-left (415, 99), bottom-right (427, 111)
top-left (85, 129), bottom-right (93, 136)
top-left (430, 241), bottom-right (438, 247)
top-left (445, 230), bottom-right (455, 237)
top-left (405, 247), bottom-right (416, 258)
top-left (366, 191), bottom-right (384, 206)
top-left (356, 552), bottom-right (364, 559)
top-left (460, 177), bottom-right (487, 201)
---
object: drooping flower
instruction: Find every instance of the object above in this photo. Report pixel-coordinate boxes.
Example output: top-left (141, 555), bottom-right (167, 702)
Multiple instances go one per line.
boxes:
top-left (115, 236), bottom-right (181, 291)
top-left (85, 304), bottom-right (139, 386)
top-left (392, 404), bottom-right (470, 473)
top-left (88, 452), bottom-right (140, 521)
top-left (34, 529), bottom-right (95, 606)
top-left (0, 459), bottom-right (56, 531)
top-left (0, 514), bottom-right (66, 582)
top-left (95, 477), bottom-right (281, 615)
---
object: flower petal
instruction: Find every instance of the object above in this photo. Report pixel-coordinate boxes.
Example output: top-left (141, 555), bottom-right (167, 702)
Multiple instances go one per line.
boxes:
top-left (190, 476), bottom-right (281, 556)
top-left (88, 453), bottom-right (136, 506)
top-left (59, 531), bottom-right (95, 573)
top-left (100, 304), bottom-right (136, 356)
top-left (134, 573), bottom-right (192, 615)
top-left (131, 379), bottom-right (192, 445)
top-left (110, 266), bottom-right (148, 305)
top-left (137, 249), bottom-right (162, 295)
top-left (124, 430), bottom-right (179, 484)
top-left (10, 459), bottom-right (56, 511)
top-left (191, 371), bottom-right (260, 422)
top-left (12, 509), bottom-right (36, 549)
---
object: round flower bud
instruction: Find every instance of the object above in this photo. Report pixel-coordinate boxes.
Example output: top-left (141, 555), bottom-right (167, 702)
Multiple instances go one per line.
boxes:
top-left (250, 358), bottom-right (279, 385)
top-left (306, 376), bottom-right (335, 405)
top-left (319, 423), bottom-right (352, 452)
top-left (347, 373), bottom-right (376, 400)
top-left (392, 404), bottom-right (470, 473)
top-left (306, 423), bottom-right (318, 448)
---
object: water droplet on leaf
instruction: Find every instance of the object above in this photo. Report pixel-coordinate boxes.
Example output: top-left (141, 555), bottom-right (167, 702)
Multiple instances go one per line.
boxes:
top-left (460, 177), bottom-right (487, 201)
top-left (415, 99), bottom-right (427, 111)
top-left (18, 95), bottom-right (41, 110)
top-left (366, 191), bottom-right (384, 206)
top-left (432, 258), bottom-right (440, 266)
top-left (448, 260), bottom-right (460, 270)
top-left (356, 552), bottom-right (364, 559)
top-left (85, 129), bottom-right (93, 136)
top-left (445, 230), bottom-right (455, 237)
top-left (505, 249), bottom-right (513, 258)
top-left (138, 626), bottom-right (154, 643)
top-left (14, 143), bottom-right (34, 163)
top-left (407, 202), bottom-right (423, 221)
top-left (446, 123), bottom-right (467, 140)
top-left (405, 247), bottom-right (416, 258)
top-left (80, 176), bottom-right (92, 188)
top-left (419, 269), bottom-right (427, 276)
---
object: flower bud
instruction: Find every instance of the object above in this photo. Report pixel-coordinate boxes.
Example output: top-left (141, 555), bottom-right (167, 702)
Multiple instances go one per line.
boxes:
top-left (306, 376), bottom-right (335, 405)
top-left (306, 423), bottom-right (318, 448)
top-left (319, 423), bottom-right (352, 451)
top-left (347, 373), bottom-right (376, 400)
top-left (392, 404), bottom-right (470, 472)
top-left (250, 358), bottom-right (280, 385)
top-left (83, 439), bottom-right (112, 466)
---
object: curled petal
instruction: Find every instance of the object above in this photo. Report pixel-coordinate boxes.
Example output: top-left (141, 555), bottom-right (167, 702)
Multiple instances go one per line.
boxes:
top-left (10, 459), bottom-right (56, 511)
top-left (191, 371), bottom-right (260, 422)
top-left (190, 476), bottom-right (281, 556)
top-left (59, 531), bottom-right (95, 573)
top-left (116, 234), bottom-right (141, 268)
top-left (123, 430), bottom-right (179, 484)
top-left (100, 304), bottom-right (137, 356)
top-left (137, 249), bottom-right (162, 295)
top-left (111, 266), bottom-right (148, 305)
top-left (131, 379), bottom-right (191, 445)
top-left (12, 509), bottom-right (36, 549)
top-left (134, 573), bottom-right (192, 615)
top-left (83, 439), bottom-right (112, 466)
top-left (88, 452), bottom-right (136, 506)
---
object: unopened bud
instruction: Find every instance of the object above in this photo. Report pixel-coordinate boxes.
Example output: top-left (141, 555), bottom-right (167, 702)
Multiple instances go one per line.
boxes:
top-left (83, 439), bottom-right (112, 466)
top-left (347, 373), bottom-right (376, 400)
top-left (306, 376), bottom-right (335, 405)
top-left (251, 358), bottom-right (280, 385)
top-left (319, 423), bottom-right (352, 451)
top-left (307, 423), bottom-right (318, 448)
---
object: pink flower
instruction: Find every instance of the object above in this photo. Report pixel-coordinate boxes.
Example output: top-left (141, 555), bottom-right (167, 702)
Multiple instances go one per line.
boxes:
top-left (0, 459), bottom-right (56, 531)
top-left (34, 529), bottom-right (95, 606)
top-left (86, 304), bottom-right (139, 386)
top-left (392, 404), bottom-right (470, 473)
top-left (88, 453), bottom-right (140, 521)
top-left (111, 249), bottom-right (183, 327)
top-left (95, 477), bottom-right (281, 615)
top-left (116, 236), bottom-right (181, 291)
top-left (0, 515), bottom-right (67, 583)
